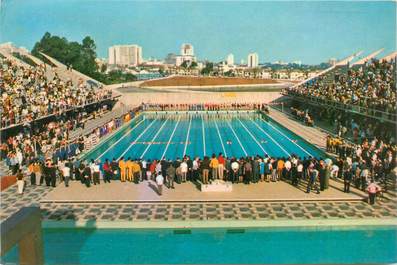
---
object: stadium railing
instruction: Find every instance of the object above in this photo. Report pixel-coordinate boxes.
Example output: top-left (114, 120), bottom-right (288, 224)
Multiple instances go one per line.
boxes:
top-left (1, 92), bottom-right (116, 130)
top-left (283, 90), bottom-right (397, 123)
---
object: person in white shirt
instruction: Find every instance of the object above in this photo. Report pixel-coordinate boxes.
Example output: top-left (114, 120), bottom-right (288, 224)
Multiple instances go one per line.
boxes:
top-left (61, 163), bottom-right (71, 187)
top-left (141, 159), bottom-right (147, 180)
top-left (331, 164), bottom-right (339, 179)
top-left (297, 163), bottom-right (303, 183)
top-left (156, 173), bottom-right (164, 195)
top-left (231, 160), bottom-right (239, 183)
top-left (155, 162), bottom-right (162, 175)
top-left (93, 160), bottom-right (101, 185)
top-left (192, 157), bottom-right (199, 181)
top-left (180, 161), bottom-right (188, 182)
top-left (284, 160), bottom-right (292, 180)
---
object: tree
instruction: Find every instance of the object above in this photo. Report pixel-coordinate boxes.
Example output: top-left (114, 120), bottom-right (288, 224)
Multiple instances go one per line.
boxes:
top-left (180, 60), bottom-right (189, 69)
top-left (224, 70), bottom-right (234, 77)
top-left (200, 62), bottom-right (214, 75)
top-left (32, 32), bottom-right (98, 76)
top-left (189, 61), bottom-right (198, 69)
top-left (31, 33), bottom-right (138, 85)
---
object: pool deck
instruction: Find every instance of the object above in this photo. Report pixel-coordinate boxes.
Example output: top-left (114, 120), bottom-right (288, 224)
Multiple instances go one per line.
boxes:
top-left (41, 179), bottom-right (365, 203)
top-left (267, 107), bottom-right (327, 151)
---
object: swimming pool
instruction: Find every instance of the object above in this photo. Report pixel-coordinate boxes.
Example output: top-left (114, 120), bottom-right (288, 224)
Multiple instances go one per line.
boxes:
top-left (83, 111), bottom-right (323, 162)
top-left (2, 225), bottom-right (396, 264)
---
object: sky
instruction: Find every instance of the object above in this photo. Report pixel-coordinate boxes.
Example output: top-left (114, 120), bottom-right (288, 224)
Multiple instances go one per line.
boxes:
top-left (0, 0), bottom-right (396, 64)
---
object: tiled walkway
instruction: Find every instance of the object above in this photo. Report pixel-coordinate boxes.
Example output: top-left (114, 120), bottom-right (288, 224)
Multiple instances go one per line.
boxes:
top-left (0, 184), bottom-right (54, 221)
top-left (41, 200), bottom-right (397, 223)
top-left (1, 181), bottom-right (396, 228)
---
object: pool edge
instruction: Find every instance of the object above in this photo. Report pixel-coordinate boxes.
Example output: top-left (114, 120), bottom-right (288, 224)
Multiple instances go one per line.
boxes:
top-left (43, 218), bottom-right (397, 229)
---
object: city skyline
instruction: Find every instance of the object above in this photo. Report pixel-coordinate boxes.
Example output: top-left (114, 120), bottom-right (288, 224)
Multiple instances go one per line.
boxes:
top-left (1, 0), bottom-right (396, 64)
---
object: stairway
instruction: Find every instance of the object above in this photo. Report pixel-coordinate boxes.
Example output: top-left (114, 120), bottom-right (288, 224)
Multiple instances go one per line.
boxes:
top-left (69, 106), bottom-right (128, 141)
top-left (40, 52), bottom-right (104, 87)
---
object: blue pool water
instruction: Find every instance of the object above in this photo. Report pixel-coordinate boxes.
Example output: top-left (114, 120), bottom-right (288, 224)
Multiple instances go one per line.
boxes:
top-left (3, 226), bottom-right (396, 264)
top-left (84, 111), bottom-right (323, 162)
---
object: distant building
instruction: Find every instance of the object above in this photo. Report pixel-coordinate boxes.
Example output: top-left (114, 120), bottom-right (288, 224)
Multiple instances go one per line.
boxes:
top-left (292, 60), bottom-right (302, 66)
top-left (174, 43), bottom-right (197, 67)
top-left (247, 53), bottom-right (259, 68)
top-left (226, 54), bottom-right (234, 66)
top-left (328, 58), bottom-right (337, 66)
top-left (181, 43), bottom-right (194, 56)
top-left (272, 60), bottom-right (288, 65)
top-left (218, 61), bottom-right (236, 74)
top-left (164, 53), bottom-right (177, 65)
top-left (108, 44), bottom-right (142, 66)
top-left (289, 70), bottom-right (306, 80)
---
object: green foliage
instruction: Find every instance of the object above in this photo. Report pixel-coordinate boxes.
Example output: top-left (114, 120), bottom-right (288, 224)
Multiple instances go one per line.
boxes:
top-left (224, 70), bottom-right (235, 77)
top-left (31, 32), bottom-right (136, 85)
top-left (101, 70), bottom-right (137, 84)
top-left (200, 62), bottom-right (214, 75)
top-left (189, 61), bottom-right (198, 69)
top-left (100, 64), bottom-right (107, 73)
top-left (180, 60), bottom-right (189, 69)
top-left (32, 32), bottom-right (98, 76)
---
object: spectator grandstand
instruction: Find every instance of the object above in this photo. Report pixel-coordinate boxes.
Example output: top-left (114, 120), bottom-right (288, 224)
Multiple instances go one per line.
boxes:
top-left (285, 53), bottom-right (396, 122)
top-left (281, 51), bottom-right (396, 146)
top-left (0, 58), bottom-right (112, 128)
top-left (0, 48), bottom-right (123, 177)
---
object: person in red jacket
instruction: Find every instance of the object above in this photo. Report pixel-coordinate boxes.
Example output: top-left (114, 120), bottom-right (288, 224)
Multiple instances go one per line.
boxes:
top-left (102, 159), bottom-right (112, 183)
top-left (218, 153), bottom-right (225, 180)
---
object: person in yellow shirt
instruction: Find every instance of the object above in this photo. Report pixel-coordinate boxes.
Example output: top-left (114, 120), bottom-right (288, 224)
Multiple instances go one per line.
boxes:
top-left (126, 158), bottom-right (134, 182)
top-left (118, 157), bottom-right (126, 182)
top-left (277, 159), bottom-right (285, 181)
top-left (33, 161), bottom-right (42, 185)
top-left (209, 154), bottom-right (219, 180)
top-left (133, 162), bottom-right (141, 183)
top-left (28, 161), bottom-right (36, 185)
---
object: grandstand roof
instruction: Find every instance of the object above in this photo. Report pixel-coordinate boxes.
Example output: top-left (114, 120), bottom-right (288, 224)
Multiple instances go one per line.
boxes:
top-left (352, 48), bottom-right (384, 66)
top-left (381, 51), bottom-right (397, 62)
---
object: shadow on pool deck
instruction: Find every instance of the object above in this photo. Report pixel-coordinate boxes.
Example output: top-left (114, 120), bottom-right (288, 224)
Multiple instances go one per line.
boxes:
top-left (41, 178), bottom-right (366, 203)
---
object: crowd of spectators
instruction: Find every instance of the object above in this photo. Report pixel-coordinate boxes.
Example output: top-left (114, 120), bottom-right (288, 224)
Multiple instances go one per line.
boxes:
top-left (26, 153), bottom-right (335, 194)
top-left (290, 107), bottom-right (314, 126)
top-left (287, 58), bottom-right (396, 115)
top-left (1, 107), bottom-right (138, 176)
top-left (0, 58), bottom-right (112, 128)
top-left (21, 145), bottom-right (394, 203)
top-left (286, 100), bottom-right (396, 145)
top-left (326, 135), bottom-right (395, 202)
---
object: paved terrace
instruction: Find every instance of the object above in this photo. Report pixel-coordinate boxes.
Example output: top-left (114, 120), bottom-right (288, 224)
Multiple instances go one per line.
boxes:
top-left (267, 107), bottom-right (327, 151)
top-left (42, 180), bottom-right (364, 203)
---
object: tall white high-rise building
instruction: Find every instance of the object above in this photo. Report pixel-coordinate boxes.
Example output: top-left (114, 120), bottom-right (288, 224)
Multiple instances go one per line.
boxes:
top-left (180, 43), bottom-right (194, 56)
top-left (108, 44), bottom-right (142, 66)
top-left (247, 53), bottom-right (259, 68)
top-left (226, 54), bottom-right (234, 66)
